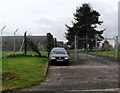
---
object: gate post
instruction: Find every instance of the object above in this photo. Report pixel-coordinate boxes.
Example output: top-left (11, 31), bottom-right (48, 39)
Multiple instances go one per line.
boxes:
top-left (95, 35), bottom-right (98, 57)
top-left (115, 36), bottom-right (118, 61)
top-left (86, 35), bottom-right (88, 56)
top-left (74, 36), bottom-right (77, 61)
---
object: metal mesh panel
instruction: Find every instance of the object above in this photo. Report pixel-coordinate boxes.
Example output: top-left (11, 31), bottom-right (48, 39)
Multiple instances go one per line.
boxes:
top-left (74, 36), bottom-right (119, 61)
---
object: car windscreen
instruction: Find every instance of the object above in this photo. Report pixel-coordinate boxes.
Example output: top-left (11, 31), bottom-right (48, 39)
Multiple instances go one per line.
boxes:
top-left (51, 49), bottom-right (67, 55)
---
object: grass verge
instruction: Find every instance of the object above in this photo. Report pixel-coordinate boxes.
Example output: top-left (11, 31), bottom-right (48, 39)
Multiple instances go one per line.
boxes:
top-left (2, 56), bottom-right (48, 90)
top-left (90, 51), bottom-right (115, 57)
top-left (68, 50), bottom-right (115, 57)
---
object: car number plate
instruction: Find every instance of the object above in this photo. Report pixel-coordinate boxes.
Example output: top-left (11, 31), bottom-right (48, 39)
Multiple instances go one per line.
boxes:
top-left (57, 60), bottom-right (63, 61)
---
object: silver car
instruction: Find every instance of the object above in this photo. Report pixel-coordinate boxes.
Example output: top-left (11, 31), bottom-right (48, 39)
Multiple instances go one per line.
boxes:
top-left (49, 47), bottom-right (70, 65)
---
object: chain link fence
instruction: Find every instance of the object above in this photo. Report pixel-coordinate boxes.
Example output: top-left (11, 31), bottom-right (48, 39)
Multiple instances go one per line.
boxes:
top-left (73, 36), bottom-right (119, 61)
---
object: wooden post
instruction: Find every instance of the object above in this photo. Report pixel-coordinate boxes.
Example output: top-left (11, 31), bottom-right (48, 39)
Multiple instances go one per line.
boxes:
top-left (24, 31), bottom-right (27, 56)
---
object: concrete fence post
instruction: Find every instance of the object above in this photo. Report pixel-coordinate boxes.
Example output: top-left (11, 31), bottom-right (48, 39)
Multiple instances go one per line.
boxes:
top-left (74, 36), bottom-right (77, 61)
top-left (115, 36), bottom-right (118, 61)
top-left (95, 35), bottom-right (98, 57)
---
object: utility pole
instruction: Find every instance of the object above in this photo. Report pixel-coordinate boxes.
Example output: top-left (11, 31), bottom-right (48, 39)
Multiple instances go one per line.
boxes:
top-left (13, 29), bottom-right (18, 51)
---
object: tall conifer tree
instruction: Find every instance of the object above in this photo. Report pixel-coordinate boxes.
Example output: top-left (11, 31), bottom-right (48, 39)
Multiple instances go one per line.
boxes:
top-left (65, 3), bottom-right (105, 50)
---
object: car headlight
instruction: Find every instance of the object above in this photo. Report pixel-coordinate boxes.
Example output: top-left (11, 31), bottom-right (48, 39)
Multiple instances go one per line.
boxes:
top-left (51, 56), bottom-right (55, 59)
top-left (65, 57), bottom-right (69, 59)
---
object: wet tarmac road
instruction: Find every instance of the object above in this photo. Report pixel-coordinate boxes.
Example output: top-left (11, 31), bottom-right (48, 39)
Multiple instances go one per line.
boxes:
top-left (21, 53), bottom-right (119, 93)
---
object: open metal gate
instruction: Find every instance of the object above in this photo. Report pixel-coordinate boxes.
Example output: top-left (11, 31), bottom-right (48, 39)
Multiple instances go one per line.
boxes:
top-left (73, 36), bottom-right (119, 61)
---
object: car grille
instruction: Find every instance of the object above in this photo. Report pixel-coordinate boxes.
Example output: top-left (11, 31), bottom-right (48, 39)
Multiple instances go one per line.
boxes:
top-left (55, 57), bottom-right (64, 59)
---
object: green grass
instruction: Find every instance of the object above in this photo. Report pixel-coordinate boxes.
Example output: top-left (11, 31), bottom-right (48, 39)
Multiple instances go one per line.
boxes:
top-left (90, 50), bottom-right (120, 58)
top-left (2, 57), bottom-right (48, 89)
top-left (2, 51), bottom-right (12, 58)
top-left (90, 51), bottom-right (115, 57)
top-left (118, 48), bottom-right (120, 61)
top-left (0, 58), bottom-right (1, 90)
top-left (68, 49), bottom-right (115, 57)
top-left (118, 51), bottom-right (120, 60)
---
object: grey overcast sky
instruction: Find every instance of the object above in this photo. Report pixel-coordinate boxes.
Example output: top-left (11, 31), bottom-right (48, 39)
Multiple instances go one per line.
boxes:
top-left (0, 0), bottom-right (119, 42)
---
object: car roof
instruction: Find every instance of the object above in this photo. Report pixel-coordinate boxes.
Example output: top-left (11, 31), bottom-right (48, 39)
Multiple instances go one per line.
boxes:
top-left (52, 47), bottom-right (65, 50)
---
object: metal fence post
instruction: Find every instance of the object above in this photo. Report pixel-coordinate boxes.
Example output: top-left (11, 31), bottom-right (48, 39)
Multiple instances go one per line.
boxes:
top-left (95, 35), bottom-right (98, 57)
top-left (74, 36), bottom-right (77, 61)
top-left (86, 35), bottom-right (88, 56)
top-left (1, 26), bottom-right (6, 58)
top-left (13, 29), bottom-right (18, 51)
top-left (115, 36), bottom-right (118, 61)
top-left (0, 36), bottom-right (2, 59)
